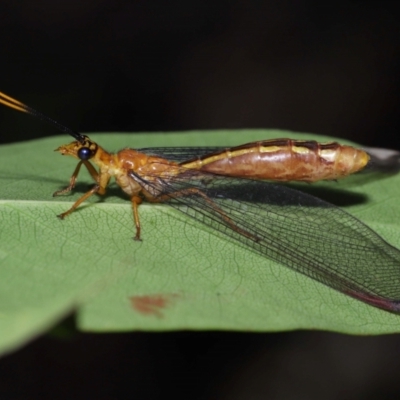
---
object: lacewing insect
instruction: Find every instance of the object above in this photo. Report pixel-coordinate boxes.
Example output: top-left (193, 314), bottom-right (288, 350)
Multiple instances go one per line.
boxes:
top-left (2, 91), bottom-right (400, 314)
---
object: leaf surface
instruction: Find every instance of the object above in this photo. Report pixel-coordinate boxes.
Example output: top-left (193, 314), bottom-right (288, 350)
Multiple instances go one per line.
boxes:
top-left (1, 130), bottom-right (400, 355)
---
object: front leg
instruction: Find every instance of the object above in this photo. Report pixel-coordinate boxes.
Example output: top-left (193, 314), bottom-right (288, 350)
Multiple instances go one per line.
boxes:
top-left (57, 184), bottom-right (102, 219)
top-left (53, 160), bottom-right (99, 197)
top-left (57, 169), bottom-right (110, 219)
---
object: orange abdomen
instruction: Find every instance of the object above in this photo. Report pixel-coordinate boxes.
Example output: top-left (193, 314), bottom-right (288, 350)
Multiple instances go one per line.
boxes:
top-left (180, 139), bottom-right (370, 182)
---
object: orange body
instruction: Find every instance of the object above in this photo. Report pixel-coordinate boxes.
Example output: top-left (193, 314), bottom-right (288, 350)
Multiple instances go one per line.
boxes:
top-left (55, 136), bottom-right (369, 241)
top-left (181, 139), bottom-right (369, 182)
top-left (56, 137), bottom-right (370, 203)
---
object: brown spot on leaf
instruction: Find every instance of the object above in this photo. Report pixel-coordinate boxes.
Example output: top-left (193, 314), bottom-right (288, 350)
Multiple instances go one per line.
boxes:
top-left (129, 293), bottom-right (180, 318)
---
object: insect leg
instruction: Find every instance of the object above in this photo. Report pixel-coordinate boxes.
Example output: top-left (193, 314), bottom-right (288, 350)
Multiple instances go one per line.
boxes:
top-left (53, 160), bottom-right (99, 196)
top-left (57, 171), bottom-right (110, 219)
top-left (131, 195), bottom-right (143, 241)
top-left (57, 185), bottom-right (101, 219)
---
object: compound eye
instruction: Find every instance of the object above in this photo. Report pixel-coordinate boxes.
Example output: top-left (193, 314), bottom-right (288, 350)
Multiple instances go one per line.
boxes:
top-left (78, 147), bottom-right (92, 160)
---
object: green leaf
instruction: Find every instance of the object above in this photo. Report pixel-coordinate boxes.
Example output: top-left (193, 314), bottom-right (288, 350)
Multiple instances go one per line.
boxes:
top-left (1, 130), bottom-right (400, 355)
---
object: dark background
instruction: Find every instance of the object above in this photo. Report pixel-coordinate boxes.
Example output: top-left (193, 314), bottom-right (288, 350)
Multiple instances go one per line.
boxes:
top-left (1, 2), bottom-right (400, 399)
top-left (1, 2), bottom-right (400, 147)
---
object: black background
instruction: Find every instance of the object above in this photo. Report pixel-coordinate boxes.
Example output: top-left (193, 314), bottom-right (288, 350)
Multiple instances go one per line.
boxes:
top-left (1, 2), bottom-right (400, 399)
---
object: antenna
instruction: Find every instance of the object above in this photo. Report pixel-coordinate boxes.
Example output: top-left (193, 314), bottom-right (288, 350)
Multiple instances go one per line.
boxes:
top-left (0, 91), bottom-right (85, 143)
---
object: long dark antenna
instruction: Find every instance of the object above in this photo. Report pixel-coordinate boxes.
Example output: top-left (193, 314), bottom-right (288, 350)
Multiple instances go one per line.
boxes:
top-left (0, 91), bottom-right (85, 143)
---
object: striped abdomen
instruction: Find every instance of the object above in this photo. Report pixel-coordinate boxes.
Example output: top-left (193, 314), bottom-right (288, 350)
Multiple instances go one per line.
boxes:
top-left (180, 139), bottom-right (370, 182)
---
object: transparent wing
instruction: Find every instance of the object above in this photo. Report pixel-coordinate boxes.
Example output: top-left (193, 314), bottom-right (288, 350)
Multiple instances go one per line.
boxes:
top-left (129, 166), bottom-right (400, 313)
top-left (139, 147), bottom-right (224, 162)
